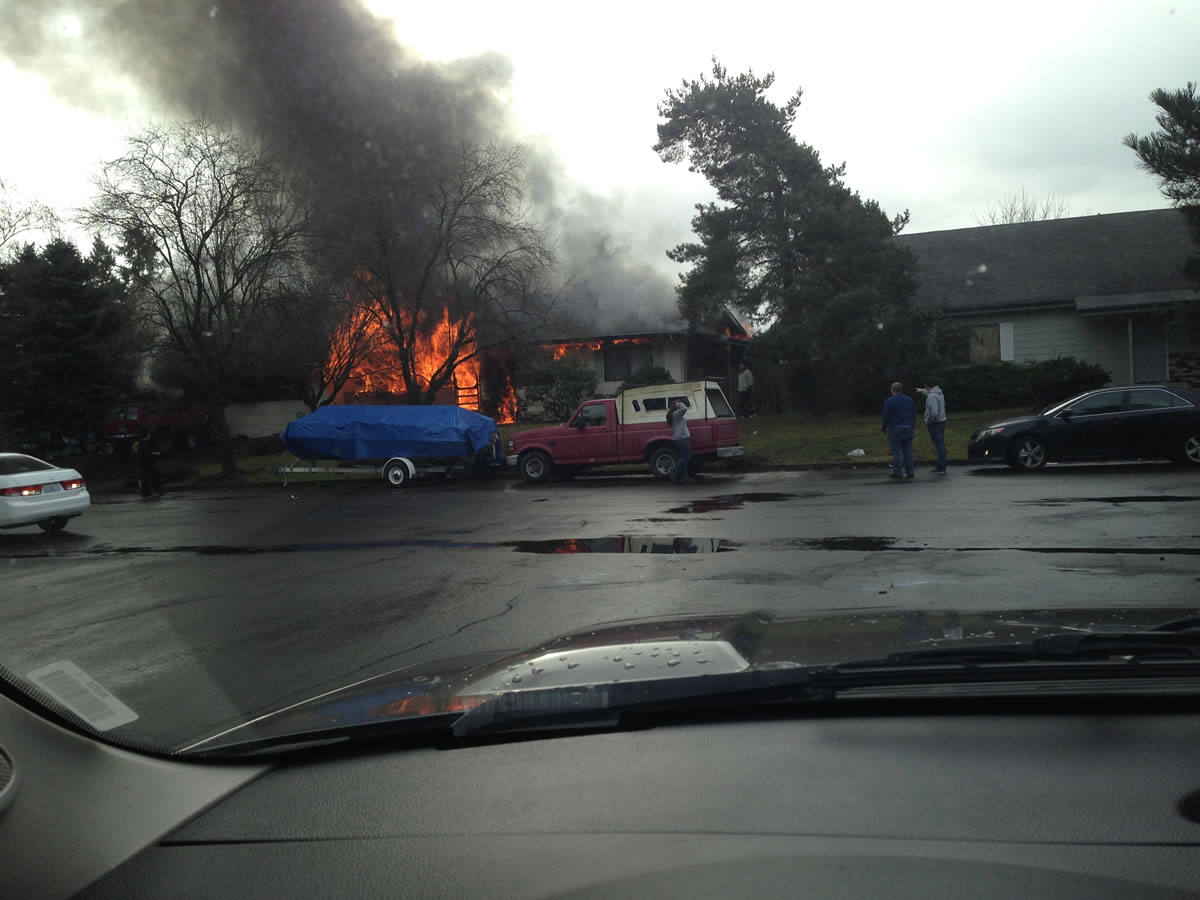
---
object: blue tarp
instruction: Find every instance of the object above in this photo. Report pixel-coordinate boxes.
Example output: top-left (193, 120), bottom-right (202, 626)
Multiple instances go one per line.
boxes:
top-left (280, 405), bottom-right (498, 462)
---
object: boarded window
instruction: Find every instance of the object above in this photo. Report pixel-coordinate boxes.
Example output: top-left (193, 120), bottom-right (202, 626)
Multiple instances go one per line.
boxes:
top-left (969, 325), bottom-right (1001, 362)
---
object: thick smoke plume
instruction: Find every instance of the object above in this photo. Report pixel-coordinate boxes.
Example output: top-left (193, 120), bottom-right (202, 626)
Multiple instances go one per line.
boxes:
top-left (0, 0), bottom-right (678, 332)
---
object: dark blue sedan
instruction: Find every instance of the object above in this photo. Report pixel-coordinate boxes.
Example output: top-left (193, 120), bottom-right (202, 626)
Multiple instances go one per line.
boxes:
top-left (967, 385), bottom-right (1200, 470)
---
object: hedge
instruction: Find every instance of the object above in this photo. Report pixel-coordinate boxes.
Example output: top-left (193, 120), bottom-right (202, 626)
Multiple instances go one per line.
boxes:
top-left (938, 357), bottom-right (1111, 412)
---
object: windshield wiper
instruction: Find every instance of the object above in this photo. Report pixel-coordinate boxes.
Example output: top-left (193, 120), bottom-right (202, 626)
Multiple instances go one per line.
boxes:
top-left (836, 630), bottom-right (1200, 670)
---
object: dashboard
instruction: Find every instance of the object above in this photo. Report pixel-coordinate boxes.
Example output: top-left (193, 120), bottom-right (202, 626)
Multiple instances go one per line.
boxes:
top-left (2, 690), bottom-right (1199, 898)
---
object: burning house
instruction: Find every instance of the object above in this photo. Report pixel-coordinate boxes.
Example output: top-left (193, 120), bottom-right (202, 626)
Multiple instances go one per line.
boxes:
top-left (532, 306), bottom-right (751, 394)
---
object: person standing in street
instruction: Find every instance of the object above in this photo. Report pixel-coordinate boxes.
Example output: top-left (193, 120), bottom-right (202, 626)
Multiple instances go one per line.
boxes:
top-left (881, 382), bottom-right (915, 480)
top-left (918, 379), bottom-right (948, 474)
top-left (669, 399), bottom-right (692, 484)
top-left (136, 429), bottom-right (163, 498)
top-left (737, 362), bottom-right (756, 418)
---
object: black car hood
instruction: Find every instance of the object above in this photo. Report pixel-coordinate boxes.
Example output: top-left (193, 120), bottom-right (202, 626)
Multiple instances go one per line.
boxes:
top-left (183, 606), bottom-right (1195, 753)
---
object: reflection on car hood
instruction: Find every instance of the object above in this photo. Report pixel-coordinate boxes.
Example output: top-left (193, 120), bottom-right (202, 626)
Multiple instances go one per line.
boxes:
top-left (185, 606), bottom-right (1196, 752)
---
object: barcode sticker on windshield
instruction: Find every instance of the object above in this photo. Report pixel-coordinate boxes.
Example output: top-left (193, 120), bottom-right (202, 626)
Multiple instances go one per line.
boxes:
top-left (25, 661), bottom-right (138, 731)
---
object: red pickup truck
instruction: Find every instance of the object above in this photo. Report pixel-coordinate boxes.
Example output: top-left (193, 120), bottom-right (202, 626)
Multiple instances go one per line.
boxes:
top-left (506, 381), bottom-right (745, 482)
top-left (103, 400), bottom-right (210, 454)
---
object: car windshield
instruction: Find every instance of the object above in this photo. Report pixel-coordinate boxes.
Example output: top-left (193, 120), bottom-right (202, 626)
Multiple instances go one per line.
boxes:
top-left (1, 2), bottom-right (1199, 757)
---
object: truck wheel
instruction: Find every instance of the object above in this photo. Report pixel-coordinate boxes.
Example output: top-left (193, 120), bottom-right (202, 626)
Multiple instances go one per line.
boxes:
top-left (384, 461), bottom-right (410, 487)
top-left (153, 427), bottom-right (175, 454)
top-left (520, 451), bottom-right (553, 483)
top-left (649, 447), bottom-right (678, 479)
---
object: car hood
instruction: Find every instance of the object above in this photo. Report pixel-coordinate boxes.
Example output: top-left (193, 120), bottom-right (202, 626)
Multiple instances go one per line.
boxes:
top-left (974, 414), bottom-right (1044, 433)
top-left (183, 606), bottom-right (1194, 753)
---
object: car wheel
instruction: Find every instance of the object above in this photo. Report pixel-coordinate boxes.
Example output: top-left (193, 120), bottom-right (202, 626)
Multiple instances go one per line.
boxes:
top-left (520, 451), bottom-right (553, 484)
top-left (1182, 431), bottom-right (1200, 467)
top-left (649, 446), bottom-right (678, 479)
top-left (383, 461), bottom-right (410, 487)
top-left (1008, 435), bottom-right (1047, 471)
top-left (37, 517), bottom-right (68, 534)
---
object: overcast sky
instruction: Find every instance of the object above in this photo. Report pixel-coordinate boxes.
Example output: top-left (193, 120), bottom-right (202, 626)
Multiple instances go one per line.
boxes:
top-left (1, 0), bottom-right (1196, 272)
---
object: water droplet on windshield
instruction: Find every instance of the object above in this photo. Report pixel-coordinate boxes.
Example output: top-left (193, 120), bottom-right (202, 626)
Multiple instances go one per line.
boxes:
top-left (531, 667), bottom-right (544, 675)
top-left (667, 658), bottom-right (682, 667)
top-left (612, 656), bottom-right (623, 662)
top-left (566, 662), bottom-right (580, 670)
top-left (511, 673), bottom-right (522, 683)
top-left (624, 662), bottom-right (635, 669)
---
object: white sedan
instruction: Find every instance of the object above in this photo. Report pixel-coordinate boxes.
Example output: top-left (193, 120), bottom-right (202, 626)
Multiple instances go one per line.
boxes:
top-left (0, 453), bottom-right (90, 533)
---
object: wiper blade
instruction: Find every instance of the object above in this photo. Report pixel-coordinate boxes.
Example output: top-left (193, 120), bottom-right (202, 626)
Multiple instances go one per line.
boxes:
top-left (838, 631), bottom-right (1200, 670)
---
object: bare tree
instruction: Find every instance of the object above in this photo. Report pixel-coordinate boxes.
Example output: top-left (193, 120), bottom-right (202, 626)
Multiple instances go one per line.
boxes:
top-left (972, 189), bottom-right (1072, 226)
top-left (0, 177), bottom-right (58, 258)
top-left (262, 270), bottom-right (382, 411)
top-left (335, 142), bottom-right (557, 404)
top-left (83, 118), bottom-right (309, 473)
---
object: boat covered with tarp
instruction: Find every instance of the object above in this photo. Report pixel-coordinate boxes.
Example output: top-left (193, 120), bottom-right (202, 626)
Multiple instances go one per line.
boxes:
top-left (280, 405), bottom-right (499, 462)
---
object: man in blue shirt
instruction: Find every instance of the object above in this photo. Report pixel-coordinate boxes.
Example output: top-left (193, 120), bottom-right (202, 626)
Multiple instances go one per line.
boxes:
top-left (881, 382), bottom-right (916, 480)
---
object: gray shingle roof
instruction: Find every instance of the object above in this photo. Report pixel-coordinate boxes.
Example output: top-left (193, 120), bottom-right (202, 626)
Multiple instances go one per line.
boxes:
top-left (896, 208), bottom-right (1198, 314)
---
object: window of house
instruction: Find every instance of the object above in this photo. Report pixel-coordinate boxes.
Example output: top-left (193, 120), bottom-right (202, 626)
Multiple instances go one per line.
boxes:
top-left (602, 344), bottom-right (654, 381)
top-left (969, 325), bottom-right (1001, 362)
top-left (964, 322), bottom-right (1014, 363)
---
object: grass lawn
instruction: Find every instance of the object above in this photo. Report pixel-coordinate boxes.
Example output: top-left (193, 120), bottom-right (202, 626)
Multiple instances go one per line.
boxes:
top-left (734, 408), bottom-right (1029, 467)
top-left (163, 407), bottom-right (1028, 486)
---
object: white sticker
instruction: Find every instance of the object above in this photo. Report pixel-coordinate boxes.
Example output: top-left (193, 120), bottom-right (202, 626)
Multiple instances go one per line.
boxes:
top-left (25, 661), bottom-right (139, 731)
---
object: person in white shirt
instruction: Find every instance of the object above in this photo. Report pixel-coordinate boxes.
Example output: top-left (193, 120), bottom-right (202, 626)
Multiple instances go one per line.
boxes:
top-left (737, 362), bottom-right (756, 418)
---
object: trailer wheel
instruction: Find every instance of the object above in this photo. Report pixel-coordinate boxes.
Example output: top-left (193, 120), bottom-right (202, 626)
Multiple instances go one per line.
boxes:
top-left (384, 461), bottom-right (410, 487)
top-left (520, 450), bottom-right (553, 484)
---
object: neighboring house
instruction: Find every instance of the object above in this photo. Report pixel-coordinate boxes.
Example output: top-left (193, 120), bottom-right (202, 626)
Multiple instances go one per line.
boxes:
top-left (539, 307), bottom-right (751, 395)
top-left (897, 208), bottom-right (1200, 387)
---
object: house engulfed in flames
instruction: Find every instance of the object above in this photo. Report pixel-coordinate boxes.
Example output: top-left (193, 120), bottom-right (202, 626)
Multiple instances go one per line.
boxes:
top-left (327, 305), bottom-right (750, 423)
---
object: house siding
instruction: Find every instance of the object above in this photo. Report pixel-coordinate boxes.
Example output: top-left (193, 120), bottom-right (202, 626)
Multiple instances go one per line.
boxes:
top-left (957, 310), bottom-right (1131, 383)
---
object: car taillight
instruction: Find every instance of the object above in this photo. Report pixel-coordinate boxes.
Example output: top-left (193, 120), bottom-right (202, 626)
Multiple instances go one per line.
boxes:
top-left (61, 478), bottom-right (85, 491)
top-left (1, 484), bottom-right (42, 497)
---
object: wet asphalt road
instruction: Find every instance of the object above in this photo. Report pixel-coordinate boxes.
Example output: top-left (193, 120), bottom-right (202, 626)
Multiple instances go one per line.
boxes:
top-left (3, 462), bottom-right (1199, 747)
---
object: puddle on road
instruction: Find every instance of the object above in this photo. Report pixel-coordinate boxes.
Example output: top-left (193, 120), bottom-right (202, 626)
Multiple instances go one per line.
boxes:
top-left (1017, 495), bottom-right (1200, 506)
top-left (507, 537), bottom-right (735, 554)
top-left (1, 535), bottom-right (735, 558)
top-left (667, 492), bottom-right (796, 514)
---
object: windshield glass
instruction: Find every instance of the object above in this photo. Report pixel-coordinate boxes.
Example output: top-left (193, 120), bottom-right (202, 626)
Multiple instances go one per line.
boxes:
top-left (1, 2), bottom-right (1199, 756)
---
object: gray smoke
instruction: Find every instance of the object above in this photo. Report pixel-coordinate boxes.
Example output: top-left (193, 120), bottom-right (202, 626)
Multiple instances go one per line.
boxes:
top-left (0, 0), bottom-right (678, 332)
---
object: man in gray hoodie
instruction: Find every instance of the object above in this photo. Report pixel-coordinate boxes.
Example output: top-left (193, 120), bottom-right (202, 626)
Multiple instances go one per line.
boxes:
top-left (918, 379), bottom-right (947, 474)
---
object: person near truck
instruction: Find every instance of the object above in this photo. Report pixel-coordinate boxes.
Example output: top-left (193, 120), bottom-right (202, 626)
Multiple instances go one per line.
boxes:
top-left (917, 379), bottom-right (947, 475)
top-left (881, 382), bottom-right (915, 480)
top-left (737, 362), bottom-right (756, 418)
top-left (136, 428), bottom-right (163, 497)
top-left (669, 400), bottom-right (692, 484)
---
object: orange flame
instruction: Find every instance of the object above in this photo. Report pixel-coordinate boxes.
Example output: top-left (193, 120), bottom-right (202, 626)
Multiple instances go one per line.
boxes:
top-left (543, 337), bottom-right (652, 359)
top-left (328, 301), bottom-right (516, 423)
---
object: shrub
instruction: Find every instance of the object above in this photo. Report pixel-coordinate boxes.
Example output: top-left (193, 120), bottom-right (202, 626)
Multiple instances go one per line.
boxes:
top-left (939, 357), bottom-right (1110, 412)
top-left (616, 365), bottom-right (674, 394)
top-left (517, 357), bottom-right (599, 422)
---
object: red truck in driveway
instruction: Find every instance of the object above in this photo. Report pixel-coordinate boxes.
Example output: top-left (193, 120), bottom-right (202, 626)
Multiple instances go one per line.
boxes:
top-left (506, 380), bottom-right (745, 482)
